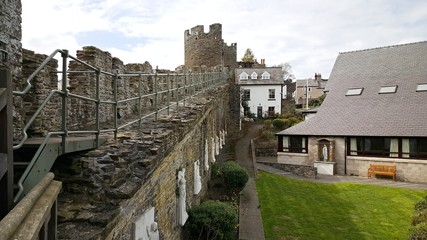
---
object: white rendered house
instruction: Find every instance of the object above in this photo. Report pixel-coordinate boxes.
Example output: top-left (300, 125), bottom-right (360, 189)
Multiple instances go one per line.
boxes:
top-left (235, 67), bottom-right (285, 118)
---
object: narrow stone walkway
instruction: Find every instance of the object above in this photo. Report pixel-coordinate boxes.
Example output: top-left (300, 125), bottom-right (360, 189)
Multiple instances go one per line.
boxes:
top-left (236, 124), bottom-right (265, 240)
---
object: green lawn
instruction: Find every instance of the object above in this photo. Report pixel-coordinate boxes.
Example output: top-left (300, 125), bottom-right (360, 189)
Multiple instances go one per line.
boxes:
top-left (256, 171), bottom-right (427, 240)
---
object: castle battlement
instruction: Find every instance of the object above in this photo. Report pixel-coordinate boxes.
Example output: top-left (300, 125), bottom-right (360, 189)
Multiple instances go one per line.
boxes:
top-left (185, 23), bottom-right (222, 41)
top-left (184, 23), bottom-right (236, 69)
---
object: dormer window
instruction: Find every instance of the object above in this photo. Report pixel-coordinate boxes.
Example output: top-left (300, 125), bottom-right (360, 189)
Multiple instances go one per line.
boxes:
top-left (346, 88), bottom-right (363, 96)
top-left (262, 71), bottom-right (270, 80)
top-left (416, 83), bottom-right (427, 92)
top-left (251, 72), bottom-right (258, 80)
top-left (239, 72), bottom-right (248, 80)
top-left (379, 85), bottom-right (397, 94)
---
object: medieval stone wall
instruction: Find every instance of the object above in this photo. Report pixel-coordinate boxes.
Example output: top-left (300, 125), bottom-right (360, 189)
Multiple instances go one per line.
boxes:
top-left (20, 49), bottom-right (60, 136)
top-left (184, 23), bottom-right (237, 70)
top-left (1, 0), bottom-right (23, 139)
top-left (53, 85), bottom-right (230, 240)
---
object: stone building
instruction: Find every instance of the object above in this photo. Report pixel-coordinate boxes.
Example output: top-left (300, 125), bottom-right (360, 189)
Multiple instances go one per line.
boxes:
top-left (294, 73), bottom-right (327, 107)
top-left (184, 23), bottom-right (237, 70)
top-left (277, 41), bottom-right (427, 183)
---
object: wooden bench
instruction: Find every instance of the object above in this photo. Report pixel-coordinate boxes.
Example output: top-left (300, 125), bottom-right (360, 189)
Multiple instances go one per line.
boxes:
top-left (368, 164), bottom-right (397, 181)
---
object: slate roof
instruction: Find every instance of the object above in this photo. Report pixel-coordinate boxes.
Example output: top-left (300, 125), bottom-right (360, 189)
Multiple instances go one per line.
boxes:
top-left (235, 67), bottom-right (283, 85)
top-left (277, 41), bottom-right (427, 137)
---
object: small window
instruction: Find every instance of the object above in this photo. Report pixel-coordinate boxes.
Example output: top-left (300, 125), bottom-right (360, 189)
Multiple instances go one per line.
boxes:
top-left (262, 72), bottom-right (270, 80)
top-left (416, 83), bottom-right (427, 92)
top-left (379, 85), bottom-right (397, 94)
top-left (251, 72), bottom-right (258, 80)
top-left (239, 72), bottom-right (248, 80)
top-left (268, 89), bottom-right (275, 99)
top-left (346, 88), bottom-right (363, 96)
top-left (242, 89), bottom-right (250, 101)
top-left (268, 107), bottom-right (275, 117)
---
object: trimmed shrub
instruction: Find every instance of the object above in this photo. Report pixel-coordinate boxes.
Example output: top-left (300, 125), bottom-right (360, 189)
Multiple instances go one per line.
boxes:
top-left (412, 209), bottom-right (427, 226)
top-left (408, 222), bottom-right (427, 240)
top-left (415, 196), bottom-right (427, 211)
top-left (263, 119), bottom-right (272, 129)
top-left (221, 161), bottom-right (249, 191)
top-left (287, 116), bottom-right (301, 126)
top-left (272, 118), bottom-right (286, 130)
top-left (186, 200), bottom-right (238, 240)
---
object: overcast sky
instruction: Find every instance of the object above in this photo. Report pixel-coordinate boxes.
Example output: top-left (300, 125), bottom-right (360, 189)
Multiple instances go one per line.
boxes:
top-left (21, 0), bottom-right (427, 79)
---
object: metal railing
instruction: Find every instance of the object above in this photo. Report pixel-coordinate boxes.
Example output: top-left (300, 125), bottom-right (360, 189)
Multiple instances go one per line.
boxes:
top-left (13, 49), bottom-right (229, 201)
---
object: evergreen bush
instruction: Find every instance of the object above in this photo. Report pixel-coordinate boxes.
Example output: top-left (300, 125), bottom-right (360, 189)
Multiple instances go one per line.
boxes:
top-left (272, 118), bottom-right (286, 130)
top-left (415, 196), bottom-right (427, 211)
top-left (186, 200), bottom-right (238, 240)
top-left (221, 161), bottom-right (249, 191)
top-left (409, 195), bottom-right (427, 239)
top-left (408, 222), bottom-right (427, 240)
top-left (412, 209), bottom-right (427, 226)
top-left (263, 119), bottom-right (272, 129)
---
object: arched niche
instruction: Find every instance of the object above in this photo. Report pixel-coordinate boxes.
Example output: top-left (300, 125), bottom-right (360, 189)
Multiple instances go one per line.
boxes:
top-left (317, 139), bottom-right (335, 161)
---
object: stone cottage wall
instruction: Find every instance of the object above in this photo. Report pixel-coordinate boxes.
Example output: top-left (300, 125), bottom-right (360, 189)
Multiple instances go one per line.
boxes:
top-left (53, 85), bottom-right (231, 240)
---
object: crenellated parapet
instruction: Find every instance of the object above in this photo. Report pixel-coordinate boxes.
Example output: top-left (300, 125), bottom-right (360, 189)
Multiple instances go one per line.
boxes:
top-left (184, 23), bottom-right (237, 70)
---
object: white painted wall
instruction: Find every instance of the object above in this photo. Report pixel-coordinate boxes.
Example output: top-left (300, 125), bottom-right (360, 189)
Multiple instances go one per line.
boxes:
top-left (241, 85), bottom-right (282, 116)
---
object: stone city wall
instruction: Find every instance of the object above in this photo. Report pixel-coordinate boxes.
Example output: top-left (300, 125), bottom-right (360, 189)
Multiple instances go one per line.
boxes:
top-left (1, 0), bottom-right (23, 139)
top-left (19, 49), bottom-right (60, 136)
top-left (12, 45), bottom-right (154, 137)
top-left (53, 84), bottom-right (230, 239)
top-left (67, 46), bottom-right (154, 130)
top-left (184, 23), bottom-right (237, 70)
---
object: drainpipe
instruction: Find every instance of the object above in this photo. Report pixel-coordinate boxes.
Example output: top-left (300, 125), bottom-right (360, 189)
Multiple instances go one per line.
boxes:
top-left (306, 78), bottom-right (309, 109)
top-left (344, 137), bottom-right (347, 175)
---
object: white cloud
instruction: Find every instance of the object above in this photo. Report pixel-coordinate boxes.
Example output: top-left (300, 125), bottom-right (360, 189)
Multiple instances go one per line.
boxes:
top-left (21, 0), bottom-right (427, 78)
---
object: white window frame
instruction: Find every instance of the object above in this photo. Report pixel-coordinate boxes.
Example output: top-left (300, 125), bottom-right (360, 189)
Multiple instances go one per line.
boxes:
top-left (379, 85), bottom-right (397, 94)
top-left (239, 72), bottom-right (248, 80)
top-left (251, 72), bottom-right (258, 80)
top-left (346, 88), bottom-right (363, 96)
top-left (268, 89), bottom-right (275, 99)
top-left (261, 71), bottom-right (270, 80)
top-left (416, 83), bottom-right (427, 92)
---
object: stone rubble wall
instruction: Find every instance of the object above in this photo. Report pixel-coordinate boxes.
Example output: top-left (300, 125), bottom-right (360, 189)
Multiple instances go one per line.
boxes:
top-left (53, 85), bottom-right (230, 240)
top-left (184, 23), bottom-right (237, 70)
top-left (1, 0), bottom-right (23, 139)
top-left (19, 49), bottom-right (60, 136)
top-left (259, 162), bottom-right (317, 178)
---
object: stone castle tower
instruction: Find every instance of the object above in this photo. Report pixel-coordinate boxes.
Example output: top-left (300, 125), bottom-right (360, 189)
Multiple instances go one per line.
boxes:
top-left (184, 23), bottom-right (237, 70)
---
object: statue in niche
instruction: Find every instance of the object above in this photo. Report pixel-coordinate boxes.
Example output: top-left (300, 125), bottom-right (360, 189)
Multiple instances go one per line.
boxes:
top-left (215, 135), bottom-right (220, 155)
top-left (204, 139), bottom-right (209, 171)
top-left (322, 144), bottom-right (328, 161)
top-left (177, 169), bottom-right (188, 226)
top-left (194, 160), bottom-right (202, 194)
top-left (211, 137), bottom-right (216, 162)
top-left (145, 222), bottom-right (159, 240)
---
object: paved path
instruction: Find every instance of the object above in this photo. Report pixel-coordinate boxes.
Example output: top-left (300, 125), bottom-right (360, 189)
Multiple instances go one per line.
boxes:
top-left (236, 124), bottom-right (265, 240)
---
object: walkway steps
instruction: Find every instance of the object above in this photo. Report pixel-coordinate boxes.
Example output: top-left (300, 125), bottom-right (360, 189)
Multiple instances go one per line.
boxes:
top-left (13, 135), bottom-right (108, 201)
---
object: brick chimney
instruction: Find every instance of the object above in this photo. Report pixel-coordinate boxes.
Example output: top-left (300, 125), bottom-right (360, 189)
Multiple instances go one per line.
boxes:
top-left (315, 73), bottom-right (322, 80)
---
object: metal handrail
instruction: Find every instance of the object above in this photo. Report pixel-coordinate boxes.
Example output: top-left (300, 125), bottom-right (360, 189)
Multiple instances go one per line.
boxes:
top-left (12, 49), bottom-right (229, 201)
